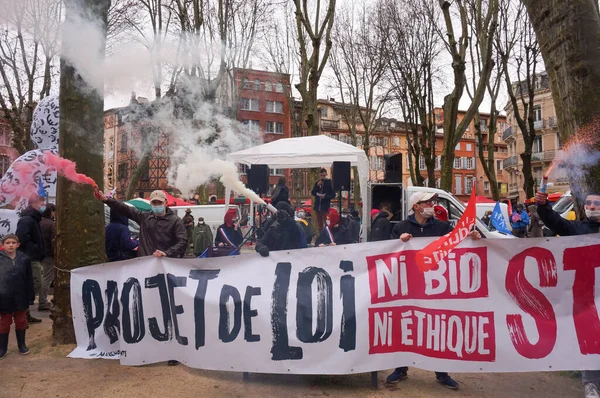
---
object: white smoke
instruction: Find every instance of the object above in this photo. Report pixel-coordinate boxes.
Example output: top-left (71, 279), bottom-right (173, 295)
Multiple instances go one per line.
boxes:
top-left (549, 142), bottom-right (600, 198)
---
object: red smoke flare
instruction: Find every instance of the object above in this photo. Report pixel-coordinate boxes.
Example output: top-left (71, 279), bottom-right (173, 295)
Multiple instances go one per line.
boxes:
top-left (44, 152), bottom-right (98, 188)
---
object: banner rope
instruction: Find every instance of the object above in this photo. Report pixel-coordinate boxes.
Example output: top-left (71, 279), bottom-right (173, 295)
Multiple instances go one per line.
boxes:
top-left (54, 265), bottom-right (73, 274)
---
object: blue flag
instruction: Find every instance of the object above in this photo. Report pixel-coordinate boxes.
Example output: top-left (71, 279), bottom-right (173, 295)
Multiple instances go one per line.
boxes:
top-left (491, 202), bottom-right (511, 234)
top-left (37, 177), bottom-right (47, 198)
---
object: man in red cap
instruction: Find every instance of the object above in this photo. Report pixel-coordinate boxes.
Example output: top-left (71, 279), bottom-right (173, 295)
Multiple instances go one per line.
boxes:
top-left (215, 209), bottom-right (243, 248)
top-left (314, 208), bottom-right (352, 246)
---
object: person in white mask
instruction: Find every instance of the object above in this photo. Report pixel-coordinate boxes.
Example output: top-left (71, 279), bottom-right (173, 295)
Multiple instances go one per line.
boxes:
top-left (536, 190), bottom-right (600, 398)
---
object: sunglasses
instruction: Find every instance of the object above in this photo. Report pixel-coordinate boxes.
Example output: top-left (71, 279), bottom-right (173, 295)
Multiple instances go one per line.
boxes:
top-left (585, 200), bottom-right (600, 206)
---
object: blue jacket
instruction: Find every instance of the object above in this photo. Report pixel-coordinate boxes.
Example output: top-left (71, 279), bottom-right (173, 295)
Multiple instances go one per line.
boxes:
top-left (537, 203), bottom-right (600, 236)
top-left (105, 210), bottom-right (138, 262)
top-left (511, 210), bottom-right (530, 230)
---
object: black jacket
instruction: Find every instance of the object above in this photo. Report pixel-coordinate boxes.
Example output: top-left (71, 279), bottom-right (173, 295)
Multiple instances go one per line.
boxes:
top-left (0, 251), bottom-right (34, 314)
top-left (315, 219), bottom-right (353, 246)
top-left (347, 218), bottom-right (361, 243)
top-left (16, 207), bottom-right (45, 261)
top-left (256, 219), bottom-right (307, 256)
top-left (105, 199), bottom-right (187, 258)
top-left (370, 212), bottom-right (392, 242)
top-left (537, 203), bottom-right (600, 236)
top-left (105, 210), bottom-right (138, 262)
top-left (215, 224), bottom-right (243, 247)
top-left (271, 184), bottom-right (290, 207)
top-left (311, 179), bottom-right (336, 213)
top-left (391, 214), bottom-right (453, 239)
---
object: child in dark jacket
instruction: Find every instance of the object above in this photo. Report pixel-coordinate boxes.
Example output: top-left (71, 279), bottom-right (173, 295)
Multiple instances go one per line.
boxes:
top-left (0, 234), bottom-right (34, 359)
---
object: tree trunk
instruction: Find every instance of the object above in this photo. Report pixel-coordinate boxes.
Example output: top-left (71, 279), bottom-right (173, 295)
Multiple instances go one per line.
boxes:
top-left (125, 151), bottom-right (151, 200)
top-left (51, 0), bottom-right (110, 344)
top-left (523, 0), bottom-right (600, 195)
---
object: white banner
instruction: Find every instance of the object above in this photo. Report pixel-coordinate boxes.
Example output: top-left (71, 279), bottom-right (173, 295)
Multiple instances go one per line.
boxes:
top-left (69, 236), bottom-right (600, 374)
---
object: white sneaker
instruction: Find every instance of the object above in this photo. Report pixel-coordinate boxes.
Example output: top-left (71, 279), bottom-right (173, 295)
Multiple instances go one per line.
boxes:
top-left (585, 383), bottom-right (600, 398)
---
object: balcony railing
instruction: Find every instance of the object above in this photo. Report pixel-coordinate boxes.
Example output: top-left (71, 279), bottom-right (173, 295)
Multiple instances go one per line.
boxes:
top-left (548, 116), bottom-right (558, 128)
top-left (321, 120), bottom-right (339, 129)
top-left (533, 119), bottom-right (546, 130)
top-left (509, 183), bottom-right (519, 192)
top-left (502, 126), bottom-right (514, 141)
top-left (503, 155), bottom-right (518, 168)
top-left (532, 150), bottom-right (555, 162)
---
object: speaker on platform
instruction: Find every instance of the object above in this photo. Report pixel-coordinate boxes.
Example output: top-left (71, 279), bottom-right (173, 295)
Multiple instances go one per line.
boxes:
top-left (247, 164), bottom-right (269, 195)
top-left (332, 161), bottom-right (351, 191)
top-left (384, 154), bottom-right (403, 183)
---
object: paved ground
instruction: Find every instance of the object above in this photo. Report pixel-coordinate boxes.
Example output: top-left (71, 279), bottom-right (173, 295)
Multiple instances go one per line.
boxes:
top-left (0, 306), bottom-right (585, 398)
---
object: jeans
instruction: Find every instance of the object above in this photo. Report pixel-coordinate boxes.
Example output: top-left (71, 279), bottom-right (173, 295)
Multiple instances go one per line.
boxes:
top-left (39, 257), bottom-right (55, 306)
top-left (582, 371), bottom-right (600, 386)
top-left (0, 311), bottom-right (27, 333)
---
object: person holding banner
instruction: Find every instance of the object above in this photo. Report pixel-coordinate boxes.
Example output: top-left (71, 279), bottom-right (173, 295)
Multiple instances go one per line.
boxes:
top-left (387, 191), bottom-right (480, 390)
top-left (315, 208), bottom-right (352, 247)
top-left (215, 209), bottom-right (243, 248)
top-left (535, 190), bottom-right (600, 398)
top-left (256, 202), bottom-right (307, 257)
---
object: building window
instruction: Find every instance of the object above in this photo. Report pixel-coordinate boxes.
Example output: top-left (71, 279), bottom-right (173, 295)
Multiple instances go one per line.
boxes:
top-left (239, 164), bottom-right (249, 175)
top-left (435, 156), bottom-right (441, 170)
top-left (533, 135), bottom-right (543, 153)
top-left (465, 176), bottom-right (474, 194)
top-left (557, 132), bottom-right (562, 149)
top-left (264, 81), bottom-right (272, 91)
top-left (484, 181), bottom-right (490, 192)
top-left (0, 156), bottom-right (9, 177)
top-left (455, 175), bottom-right (462, 195)
top-left (419, 157), bottom-right (426, 170)
top-left (393, 136), bottom-right (400, 147)
top-left (266, 121), bottom-right (284, 134)
top-left (275, 82), bottom-right (284, 93)
top-left (465, 157), bottom-right (475, 170)
top-left (240, 98), bottom-right (260, 111)
top-left (454, 157), bottom-right (462, 169)
top-left (533, 105), bottom-right (542, 121)
top-left (369, 155), bottom-right (384, 170)
top-left (466, 143), bottom-right (472, 151)
top-left (496, 159), bottom-right (503, 171)
top-left (243, 77), bottom-right (250, 89)
top-left (241, 119), bottom-right (260, 133)
top-left (269, 168), bottom-right (284, 176)
top-left (253, 79), bottom-right (261, 90)
top-left (320, 107), bottom-right (328, 118)
top-left (120, 133), bottom-right (128, 152)
top-left (455, 143), bottom-right (461, 151)
top-left (117, 163), bottom-right (128, 180)
top-left (266, 101), bottom-right (284, 113)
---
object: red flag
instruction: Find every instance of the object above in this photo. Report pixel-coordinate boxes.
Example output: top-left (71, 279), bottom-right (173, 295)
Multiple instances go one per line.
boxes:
top-left (507, 200), bottom-right (513, 217)
top-left (416, 184), bottom-right (477, 272)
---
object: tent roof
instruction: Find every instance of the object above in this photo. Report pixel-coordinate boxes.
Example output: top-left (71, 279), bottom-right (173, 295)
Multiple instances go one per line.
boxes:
top-left (226, 135), bottom-right (368, 168)
top-left (476, 196), bottom-right (496, 204)
top-left (162, 190), bottom-right (193, 206)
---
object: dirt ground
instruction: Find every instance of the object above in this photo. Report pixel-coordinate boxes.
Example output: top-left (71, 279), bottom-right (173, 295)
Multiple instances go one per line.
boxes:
top-left (0, 307), bottom-right (584, 398)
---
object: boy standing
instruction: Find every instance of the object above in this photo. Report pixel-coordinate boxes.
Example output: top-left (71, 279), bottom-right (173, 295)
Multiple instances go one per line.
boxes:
top-left (0, 234), bottom-right (34, 359)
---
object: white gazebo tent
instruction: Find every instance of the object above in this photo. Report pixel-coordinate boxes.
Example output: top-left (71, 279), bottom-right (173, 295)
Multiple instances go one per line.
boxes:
top-left (225, 135), bottom-right (370, 241)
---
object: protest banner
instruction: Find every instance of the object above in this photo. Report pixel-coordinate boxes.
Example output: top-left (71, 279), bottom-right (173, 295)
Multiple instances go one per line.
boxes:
top-left (69, 236), bottom-right (600, 374)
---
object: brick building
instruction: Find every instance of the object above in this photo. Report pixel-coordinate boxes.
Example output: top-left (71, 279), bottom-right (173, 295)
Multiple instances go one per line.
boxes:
top-left (502, 72), bottom-right (566, 203)
top-left (232, 68), bottom-right (293, 195)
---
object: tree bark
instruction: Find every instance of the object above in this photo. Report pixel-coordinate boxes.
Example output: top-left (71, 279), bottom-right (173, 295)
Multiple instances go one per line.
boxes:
top-left (52, 0), bottom-right (110, 344)
top-left (523, 0), bottom-right (600, 196)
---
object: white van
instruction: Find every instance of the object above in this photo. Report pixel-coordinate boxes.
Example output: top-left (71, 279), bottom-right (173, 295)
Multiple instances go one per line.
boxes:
top-left (367, 183), bottom-right (515, 239)
top-left (171, 205), bottom-right (241, 238)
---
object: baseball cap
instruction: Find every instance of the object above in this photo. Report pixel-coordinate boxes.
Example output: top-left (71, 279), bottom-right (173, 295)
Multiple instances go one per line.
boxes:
top-left (149, 190), bottom-right (167, 203)
top-left (407, 192), bottom-right (438, 213)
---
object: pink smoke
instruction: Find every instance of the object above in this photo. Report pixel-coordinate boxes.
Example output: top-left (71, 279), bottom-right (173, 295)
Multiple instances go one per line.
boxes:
top-left (44, 152), bottom-right (98, 188)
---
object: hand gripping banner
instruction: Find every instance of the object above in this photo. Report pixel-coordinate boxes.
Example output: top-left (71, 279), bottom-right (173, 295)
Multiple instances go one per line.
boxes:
top-left (69, 236), bottom-right (600, 374)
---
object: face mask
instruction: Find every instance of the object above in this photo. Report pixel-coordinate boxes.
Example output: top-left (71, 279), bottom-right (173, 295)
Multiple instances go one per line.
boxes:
top-left (39, 205), bottom-right (46, 213)
top-left (585, 209), bottom-right (600, 220)
top-left (151, 205), bottom-right (164, 215)
top-left (297, 211), bottom-right (305, 219)
top-left (198, 221), bottom-right (204, 225)
top-left (420, 206), bottom-right (435, 218)
top-left (326, 219), bottom-right (331, 226)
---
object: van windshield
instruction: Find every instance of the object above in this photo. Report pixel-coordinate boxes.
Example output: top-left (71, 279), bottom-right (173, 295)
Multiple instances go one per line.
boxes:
top-left (552, 194), bottom-right (574, 214)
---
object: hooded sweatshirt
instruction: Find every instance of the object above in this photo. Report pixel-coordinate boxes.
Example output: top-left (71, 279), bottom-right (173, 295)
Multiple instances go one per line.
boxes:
top-left (105, 209), bottom-right (139, 262)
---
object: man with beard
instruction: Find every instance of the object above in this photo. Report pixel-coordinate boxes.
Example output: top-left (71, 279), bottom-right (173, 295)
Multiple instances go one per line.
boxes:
top-left (256, 202), bottom-right (307, 256)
